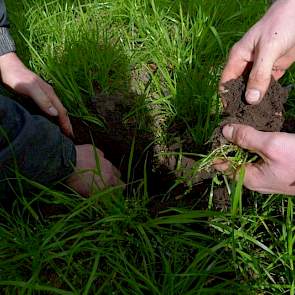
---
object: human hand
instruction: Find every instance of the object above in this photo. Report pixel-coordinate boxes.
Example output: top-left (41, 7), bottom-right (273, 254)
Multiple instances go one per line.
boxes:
top-left (220, 0), bottom-right (295, 104)
top-left (214, 124), bottom-right (295, 195)
top-left (66, 144), bottom-right (125, 196)
top-left (0, 52), bottom-right (73, 137)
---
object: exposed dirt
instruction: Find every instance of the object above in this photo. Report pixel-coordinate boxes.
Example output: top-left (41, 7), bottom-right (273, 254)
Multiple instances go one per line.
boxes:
top-left (70, 91), bottom-right (210, 213)
top-left (8, 73), bottom-right (290, 215)
top-left (69, 76), bottom-right (289, 214)
top-left (71, 91), bottom-right (153, 181)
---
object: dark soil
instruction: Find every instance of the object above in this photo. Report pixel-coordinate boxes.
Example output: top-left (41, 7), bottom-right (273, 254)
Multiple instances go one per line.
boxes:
top-left (212, 77), bottom-right (288, 149)
top-left (71, 92), bottom-right (153, 181)
top-left (70, 92), bottom-right (211, 213)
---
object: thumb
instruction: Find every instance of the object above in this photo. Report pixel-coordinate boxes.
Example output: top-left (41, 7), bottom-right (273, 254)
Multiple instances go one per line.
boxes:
top-left (245, 46), bottom-right (277, 104)
top-left (223, 125), bottom-right (273, 193)
top-left (222, 124), bottom-right (269, 154)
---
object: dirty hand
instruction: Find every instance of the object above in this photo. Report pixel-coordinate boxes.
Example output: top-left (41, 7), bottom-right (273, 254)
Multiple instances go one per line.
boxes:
top-left (214, 124), bottom-right (295, 195)
top-left (0, 52), bottom-right (73, 137)
top-left (66, 144), bottom-right (124, 196)
top-left (221, 0), bottom-right (295, 104)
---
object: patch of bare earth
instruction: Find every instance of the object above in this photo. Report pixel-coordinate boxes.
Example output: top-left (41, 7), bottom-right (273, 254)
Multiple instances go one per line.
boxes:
top-left (70, 74), bottom-right (288, 213)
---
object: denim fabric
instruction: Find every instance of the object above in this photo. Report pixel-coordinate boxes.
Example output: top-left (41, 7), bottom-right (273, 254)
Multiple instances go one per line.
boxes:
top-left (0, 0), bottom-right (9, 28)
top-left (0, 95), bottom-right (76, 193)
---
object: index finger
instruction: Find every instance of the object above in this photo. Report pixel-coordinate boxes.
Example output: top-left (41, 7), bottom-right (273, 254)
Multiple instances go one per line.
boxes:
top-left (220, 44), bottom-right (253, 91)
top-left (45, 86), bottom-right (74, 137)
top-left (52, 97), bottom-right (74, 138)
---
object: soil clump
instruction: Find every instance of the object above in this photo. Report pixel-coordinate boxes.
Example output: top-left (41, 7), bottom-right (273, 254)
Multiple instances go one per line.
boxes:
top-left (211, 77), bottom-right (288, 149)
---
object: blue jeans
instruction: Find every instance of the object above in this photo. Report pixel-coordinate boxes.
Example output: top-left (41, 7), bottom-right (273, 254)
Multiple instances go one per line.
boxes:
top-left (0, 95), bottom-right (76, 193)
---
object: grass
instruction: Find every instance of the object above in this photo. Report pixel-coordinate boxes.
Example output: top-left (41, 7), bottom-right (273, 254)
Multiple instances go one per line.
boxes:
top-left (0, 186), bottom-right (243, 294)
top-left (0, 0), bottom-right (294, 294)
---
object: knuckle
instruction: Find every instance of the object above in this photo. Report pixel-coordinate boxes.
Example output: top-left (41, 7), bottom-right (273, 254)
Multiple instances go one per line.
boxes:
top-left (42, 100), bottom-right (52, 109)
top-left (262, 134), bottom-right (280, 158)
top-left (229, 43), bottom-right (242, 58)
top-left (230, 41), bottom-right (249, 60)
top-left (30, 75), bottom-right (39, 86)
top-left (233, 126), bottom-right (252, 147)
top-left (249, 69), bottom-right (269, 83)
top-left (42, 81), bottom-right (54, 91)
top-left (231, 42), bottom-right (241, 53)
top-left (261, 37), bottom-right (280, 51)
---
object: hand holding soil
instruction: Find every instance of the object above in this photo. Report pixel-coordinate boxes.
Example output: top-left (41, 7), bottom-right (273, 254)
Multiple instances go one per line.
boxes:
top-left (220, 0), bottom-right (295, 104)
top-left (216, 0), bottom-right (295, 196)
top-left (212, 77), bottom-right (287, 149)
top-left (217, 124), bottom-right (295, 195)
top-left (214, 76), bottom-right (295, 195)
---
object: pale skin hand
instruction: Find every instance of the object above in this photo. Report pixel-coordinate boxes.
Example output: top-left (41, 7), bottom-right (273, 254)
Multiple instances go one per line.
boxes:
top-left (215, 124), bottom-right (295, 195)
top-left (220, 0), bottom-right (295, 104)
top-left (66, 144), bottom-right (124, 196)
top-left (218, 0), bottom-right (295, 194)
top-left (0, 53), bottom-right (123, 194)
top-left (0, 52), bottom-right (73, 137)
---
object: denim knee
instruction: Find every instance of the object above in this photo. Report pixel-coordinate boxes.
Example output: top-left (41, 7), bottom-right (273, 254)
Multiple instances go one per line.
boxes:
top-left (0, 95), bottom-right (76, 190)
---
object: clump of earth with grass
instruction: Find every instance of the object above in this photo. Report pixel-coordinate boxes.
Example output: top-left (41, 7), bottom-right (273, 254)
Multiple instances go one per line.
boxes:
top-left (156, 76), bottom-right (288, 182)
top-left (71, 74), bottom-right (288, 212)
top-left (151, 76), bottom-right (288, 210)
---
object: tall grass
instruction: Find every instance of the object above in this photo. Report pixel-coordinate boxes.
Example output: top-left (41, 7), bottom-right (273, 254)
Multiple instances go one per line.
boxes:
top-left (7, 0), bottom-right (266, 143)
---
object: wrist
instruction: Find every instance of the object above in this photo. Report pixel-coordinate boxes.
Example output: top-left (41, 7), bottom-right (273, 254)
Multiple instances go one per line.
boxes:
top-left (0, 52), bottom-right (25, 72)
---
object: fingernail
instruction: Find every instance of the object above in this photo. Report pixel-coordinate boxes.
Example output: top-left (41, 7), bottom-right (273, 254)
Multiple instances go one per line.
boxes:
top-left (246, 89), bottom-right (260, 103)
top-left (48, 106), bottom-right (58, 116)
top-left (222, 125), bottom-right (234, 140)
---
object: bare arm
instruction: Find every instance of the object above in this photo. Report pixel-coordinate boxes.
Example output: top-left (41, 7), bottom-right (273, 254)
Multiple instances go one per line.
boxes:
top-left (0, 0), bottom-right (73, 137)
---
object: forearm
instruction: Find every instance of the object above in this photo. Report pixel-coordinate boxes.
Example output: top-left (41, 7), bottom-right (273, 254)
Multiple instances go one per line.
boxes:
top-left (0, 0), bottom-right (15, 56)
